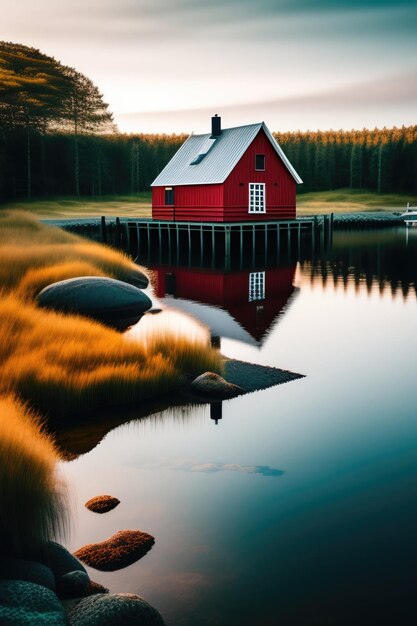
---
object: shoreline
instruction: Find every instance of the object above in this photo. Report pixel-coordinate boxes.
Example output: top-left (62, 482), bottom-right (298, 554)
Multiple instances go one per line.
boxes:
top-left (51, 358), bottom-right (304, 460)
top-left (41, 211), bottom-right (406, 232)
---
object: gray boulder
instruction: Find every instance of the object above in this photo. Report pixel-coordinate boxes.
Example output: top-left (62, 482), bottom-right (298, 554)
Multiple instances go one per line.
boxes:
top-left (190, 372), bottom-right (244, 399)
top-left (0, 580), bottom-right (67, 625)
top-left (37, 276), bottom-right (152, 329)
top-left (38, 541), bottom-right (88, 579)
top-left (0, 558), bottom-right (55, 591)
top-left (58, 570), bottom-right (90, 598)
top-left (125, 270), bottom-right (149, 289)
top-left (65, 592), bottom-right (165, 626)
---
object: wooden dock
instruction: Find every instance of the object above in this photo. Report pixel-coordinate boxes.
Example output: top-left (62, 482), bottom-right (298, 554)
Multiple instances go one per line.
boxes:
top-left (44, 215), bottom-right (336, 268)
top-left (106, 217), bottom-right (324, 268)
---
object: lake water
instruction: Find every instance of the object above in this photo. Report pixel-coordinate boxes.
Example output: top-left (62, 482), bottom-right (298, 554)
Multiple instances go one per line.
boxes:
top-left (60, 227), bottom-right (417, 626)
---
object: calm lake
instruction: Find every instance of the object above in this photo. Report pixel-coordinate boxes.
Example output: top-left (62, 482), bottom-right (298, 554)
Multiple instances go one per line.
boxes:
top-left (60, 227), bottom-right (417, 626)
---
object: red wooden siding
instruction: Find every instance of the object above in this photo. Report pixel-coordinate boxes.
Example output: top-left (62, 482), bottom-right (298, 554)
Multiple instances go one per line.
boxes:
top-left (152, 188), bottom-right (174, 220)
top-left (155, 266), bottom-right (225, 302)
top-left (223, 128), bottom-right (296, 221)
top-left (152, 184), bottom-right (224, 221)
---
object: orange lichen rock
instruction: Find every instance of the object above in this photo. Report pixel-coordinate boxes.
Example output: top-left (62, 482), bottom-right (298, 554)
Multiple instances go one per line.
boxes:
top-left (84, 495), bottom-right (120, 514)
top-left (73, 530), bottom-right (155, 571)
top-left (85, 581), bottom-right (109, 596)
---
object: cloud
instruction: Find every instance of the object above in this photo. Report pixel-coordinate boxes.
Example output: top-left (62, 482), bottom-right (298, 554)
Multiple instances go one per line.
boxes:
top-left (164, 458), bottom-right (285, 477)
top-left (117, 70), bottom-right (417, 133)
top-left (3, 0), bottom-right (415, 133)
top-left (6, 0), bottom-right (414, 42)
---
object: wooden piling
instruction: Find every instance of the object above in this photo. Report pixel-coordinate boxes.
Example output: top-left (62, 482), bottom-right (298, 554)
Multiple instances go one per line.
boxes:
top-left (98, 217), bottom-right (315, 267)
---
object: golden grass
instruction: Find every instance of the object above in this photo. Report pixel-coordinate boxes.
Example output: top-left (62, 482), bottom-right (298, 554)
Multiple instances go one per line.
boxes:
top-left (0, 213), bottom-right (222, 559)
top-left (0, 395), bottom-right (68, 557)
top-left (0, 211), bottom-right (223, 417)
top-left (297, 188), bottom-right (415, 215)
top-left (0, 294), bottom-right (222, 417)
top-left (16, 261), bottom-right (107, 300)
top-left (0, 210), bottom-right (148, 292)
top-left (0, 194), bottom-right (152, 218)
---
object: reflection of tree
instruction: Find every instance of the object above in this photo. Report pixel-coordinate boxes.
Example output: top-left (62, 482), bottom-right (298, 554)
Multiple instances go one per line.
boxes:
top-left (51, 396), bottom-right (202, 460)
top-left (298, 231), bottom-right (417, 298)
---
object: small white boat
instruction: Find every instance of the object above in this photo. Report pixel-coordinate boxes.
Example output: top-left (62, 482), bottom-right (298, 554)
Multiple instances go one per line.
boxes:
top-left (401, 203), bottom-right (417, 227)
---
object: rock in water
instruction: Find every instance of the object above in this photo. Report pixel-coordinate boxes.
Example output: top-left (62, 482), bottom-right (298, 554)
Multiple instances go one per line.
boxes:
top-left (0, 580), bottom-right (67, 625)
top-left (37, 277), bottom-right (152, 329)
top-left (85, 495), bottom-right (120, 514)
top-left (38, 541), bottom-right (88, 579)
top-left (58, 571), bottom-right (90, 598)
top-left (84, 581), bottom-right (109, 596)
top-left (0, 558), bottom-right (55, 591)
top-left (125, 269), bottom-right (149, 289)
top-left (73, 530), bottom-right (154, 571)
top-left (190, 372), bottom-right (244, 399)
top-left (65, 592), bottom-right (165, 626)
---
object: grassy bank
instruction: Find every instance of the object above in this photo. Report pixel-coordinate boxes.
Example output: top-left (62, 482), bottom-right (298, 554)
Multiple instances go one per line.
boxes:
top-left (0, 395), bottom-right (68, 556)
top-left (2, 189), bottom-right (414, 219)
top-left (297, 189), bottom-right (414, 215)
top-left (1, 194), bottom-right (152, 219)
top-left (0, 212), bottom-right (222, 417)
top-left (0, 210), bottom-right (150, 293)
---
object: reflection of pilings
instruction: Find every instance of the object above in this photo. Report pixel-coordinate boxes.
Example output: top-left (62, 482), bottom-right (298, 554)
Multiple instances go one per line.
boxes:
top-left (210, 402), bottom-right (222, 425)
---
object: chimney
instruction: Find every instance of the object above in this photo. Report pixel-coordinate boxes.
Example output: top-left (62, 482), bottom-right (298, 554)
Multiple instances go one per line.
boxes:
top-left (211, 114), bottom-right (221, 137)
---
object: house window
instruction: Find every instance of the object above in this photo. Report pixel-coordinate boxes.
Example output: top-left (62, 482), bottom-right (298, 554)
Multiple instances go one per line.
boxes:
top-left (249, 271), bottom-right (265, 302)
top-left (255, 154), bottom-right (265, 171)
top-left (165, 187), bottom-right (174, 205)
top-left (248, 183), bottom-right (266, 213)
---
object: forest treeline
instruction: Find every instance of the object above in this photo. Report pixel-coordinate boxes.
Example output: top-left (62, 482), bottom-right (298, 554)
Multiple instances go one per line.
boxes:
top-left (1, 41), bottom-right (416, 200)
top-left (2, 125), bottom-right (416, 201)
top-left (276, 126), bottom-right (417, 195)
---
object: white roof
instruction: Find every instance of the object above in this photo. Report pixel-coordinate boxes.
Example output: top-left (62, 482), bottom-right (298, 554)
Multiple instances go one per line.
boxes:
top-left (151, 122), bottom-right (302, 187)
top-left (161, 297), bottom-right (258, 345)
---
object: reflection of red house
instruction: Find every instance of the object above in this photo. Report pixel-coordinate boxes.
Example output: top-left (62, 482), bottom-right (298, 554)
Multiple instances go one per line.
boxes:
top-left (153, 265), bottom-right (297, 345)
top-left (151, 116), bottom-right (302, 222)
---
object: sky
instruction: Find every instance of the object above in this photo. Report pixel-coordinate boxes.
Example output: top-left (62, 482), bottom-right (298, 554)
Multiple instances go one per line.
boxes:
top-left (2, 0), bottom-right (417, 134)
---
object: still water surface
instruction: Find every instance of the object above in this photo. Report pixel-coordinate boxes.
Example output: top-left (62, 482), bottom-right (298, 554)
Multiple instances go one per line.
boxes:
top-left (61, 228), bottom-right (417, 626)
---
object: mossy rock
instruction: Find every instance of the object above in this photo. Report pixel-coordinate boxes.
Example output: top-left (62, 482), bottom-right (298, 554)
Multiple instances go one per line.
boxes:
top-left (0, 558), bottom-right (55, 591)
top-left (0, 580), bottom-right (66, 625)
top-left (85, 495), bottom-right (120, 514)
top-left (74, 530), bottom-right (154, 571)
top-left (58, 570), bottom-right (90, 598)
top-left (65, 592), bottom-right (165, 626)
top-left (38, 541), bottom-right (87, 579)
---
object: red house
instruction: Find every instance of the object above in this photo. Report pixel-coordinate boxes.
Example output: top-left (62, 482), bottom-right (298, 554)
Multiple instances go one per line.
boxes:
top-left (153, 265), bottom-right (297, 346)
top-left (151, 116), bottom-right (302, 222)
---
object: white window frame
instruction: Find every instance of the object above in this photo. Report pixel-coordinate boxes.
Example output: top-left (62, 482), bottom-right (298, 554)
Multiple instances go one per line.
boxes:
top-left (248, 182), bottom-right (266, 214)
top-left (249, 271), bottom-right (265, 302)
